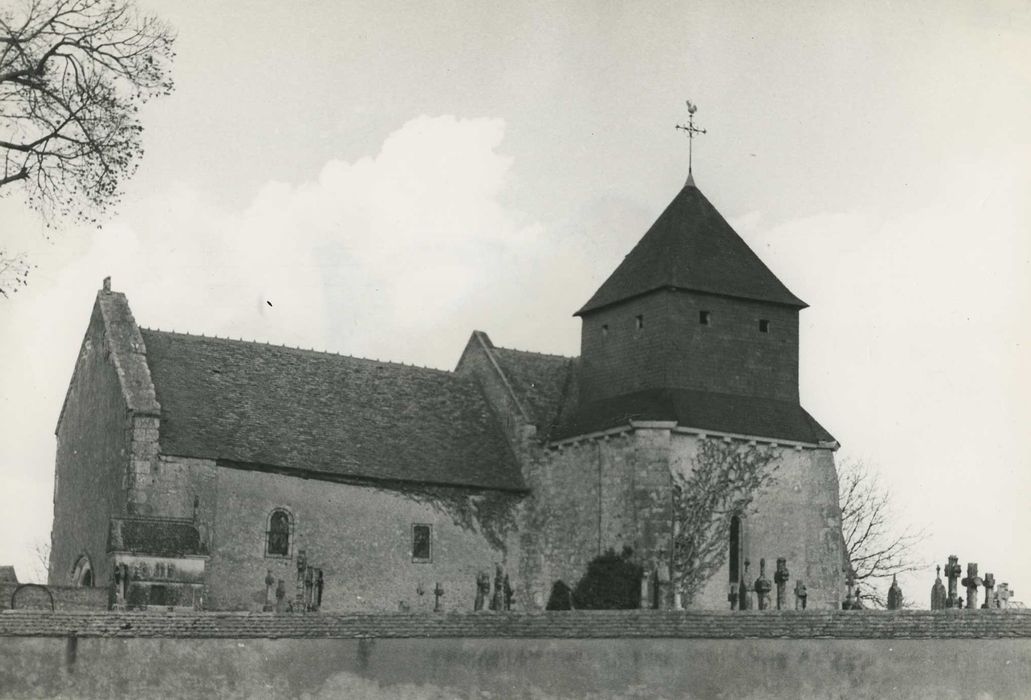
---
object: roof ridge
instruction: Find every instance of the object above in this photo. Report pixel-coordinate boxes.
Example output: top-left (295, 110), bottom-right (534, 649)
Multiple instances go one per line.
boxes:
top-left (140, 327), bottom-right (456, 376)
top-left (492, 344), bottom-right (575, 361)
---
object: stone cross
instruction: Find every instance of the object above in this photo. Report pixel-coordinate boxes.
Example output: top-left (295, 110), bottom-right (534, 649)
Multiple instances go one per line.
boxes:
top-left (982, 573), bottom-right (996, 609)
top-left (275, 579), bottom-right (286, 613)
top-left (842, 569), bottom-right (864, 610)
top-left (433, 582), bottom-right (445, 612)
top-left (997, 583), bottom-right (1013, 609)
top-left (491, 564), bottom-right (505, 611)
top-left (754, 558), bottom-right (773, 610)
top-left (794, 580), bottom-right (807, 610)
top-left (503, 574), bottom-right (514, 611)
top-left (774, 558), bottom-right (790, 610)
top-left (655, 550), bottom-right (672, 611)
top-left (739, 560), bottom-right (752, 610)
top-left (640, 570), bottom-right (653, 610)
top-left (887, 574), bottom-right (904, 610)
top-left (944, 555), bottom-right (962, 608)
top-left (962, 562), bottom-right (982, 610)
top-left (931, 565), bottom-right (947, 610)
top-left (474, 571), bottom-right (490, 611)
top-left (263, 569), bottom-right (275, 612)
top-left (314, 569), bottom-right (324, 610)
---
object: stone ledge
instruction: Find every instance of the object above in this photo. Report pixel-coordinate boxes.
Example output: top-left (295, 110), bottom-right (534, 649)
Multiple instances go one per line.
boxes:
top-left (2, 609), bottom-right (1030, 640)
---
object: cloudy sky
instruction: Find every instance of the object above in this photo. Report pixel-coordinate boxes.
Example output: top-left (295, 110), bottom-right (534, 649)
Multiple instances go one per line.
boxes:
top-left (1, 0), bottom-right (1029, 602)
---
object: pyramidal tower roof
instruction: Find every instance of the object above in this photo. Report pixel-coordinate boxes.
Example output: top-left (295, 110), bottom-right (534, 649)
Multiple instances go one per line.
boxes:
top-left (576, 181), bottom-right (806, 315)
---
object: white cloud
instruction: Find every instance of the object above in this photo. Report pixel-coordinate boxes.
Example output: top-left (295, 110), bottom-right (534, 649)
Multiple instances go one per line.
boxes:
top-left (0, 114), bottom-right (556, 579)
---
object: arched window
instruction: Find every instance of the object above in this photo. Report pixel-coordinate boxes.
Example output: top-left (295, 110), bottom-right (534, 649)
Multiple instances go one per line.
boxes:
top-left (266, 509), bottom-right (292, 557)
top-left (71, 555), bottom-right (93, 587)
top-left (728, 515), bottom-right (742, 584)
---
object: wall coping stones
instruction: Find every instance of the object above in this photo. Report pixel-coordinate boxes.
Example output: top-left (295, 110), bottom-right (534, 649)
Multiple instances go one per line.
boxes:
top-left (2, 610), bottom-right (1030, 640)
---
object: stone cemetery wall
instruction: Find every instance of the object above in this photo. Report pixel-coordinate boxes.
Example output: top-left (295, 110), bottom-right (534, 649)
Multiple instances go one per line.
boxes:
top-left (1, 609), bottom-right (1030, 699)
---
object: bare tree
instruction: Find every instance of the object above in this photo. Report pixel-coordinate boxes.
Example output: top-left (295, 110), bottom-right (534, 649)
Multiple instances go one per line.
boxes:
top-left (0, 249), bottom-right (32, 297)
top-left (0, 0), bottom-right (175, 223)
top-left (838, 458), bottom-right (924, 607)
top-left (29, 538), bottom-right (51, 583)
top-left (671, 438), bottom-right (780, 605)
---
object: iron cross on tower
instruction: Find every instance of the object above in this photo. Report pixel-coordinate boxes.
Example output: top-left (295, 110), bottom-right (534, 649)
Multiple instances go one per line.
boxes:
top-left (675, 100), bottom-right (707, 184)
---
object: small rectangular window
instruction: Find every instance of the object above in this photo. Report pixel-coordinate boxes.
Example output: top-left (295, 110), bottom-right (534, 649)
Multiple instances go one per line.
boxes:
top-left (699, 310), bottom-right (711, 325)
top-left (412, 524), bottom-right (432, 562)
top-left (759, 319), bottom-right (770, 333)
top-left (635, 315), bottom-right (644, 330)
top-left (601, 324), bottom-right (609, 337)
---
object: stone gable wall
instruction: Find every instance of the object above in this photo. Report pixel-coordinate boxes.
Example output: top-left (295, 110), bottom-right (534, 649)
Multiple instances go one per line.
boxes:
top-left (579, 289), bottom-right (799, 403)
top-left (50, 302), bottom-right (132, 588)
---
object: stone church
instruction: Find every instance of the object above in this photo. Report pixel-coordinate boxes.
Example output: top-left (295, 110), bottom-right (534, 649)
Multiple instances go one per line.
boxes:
top-left (49, 174), bottom-right (847, 612)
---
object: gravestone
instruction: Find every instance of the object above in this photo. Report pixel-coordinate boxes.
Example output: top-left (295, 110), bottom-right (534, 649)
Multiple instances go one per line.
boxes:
top-left (930, 565), bottom-right (947, 610)
top-left (774, 558), bottom-right (790, 610)
top-left (887, 574), bottom-right (904, 610)
top-left (754, 558), bottom-right (772, 610)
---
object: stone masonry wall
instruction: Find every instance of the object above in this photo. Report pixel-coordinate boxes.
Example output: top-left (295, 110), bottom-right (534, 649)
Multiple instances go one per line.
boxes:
top-left (579, 289), bottom-right (799, 403)
top-left (0, 583), bottom-right (109, 610)
top-left (453, 332), bottom-right (537, 448)
top-left (204, 465), bottom-right (518, 612)
top-left (452, 333), bottom-right (550, 608)
top-left (535, 431), bottom-right (674, 604)
top-left (537, 431), bottom-right (845, 611)
top-left (678, 439), bottom-right (845, 610)
top-left (140, 456), bottom-right (219, 538)
top-left (3, 616), bottom-right (1030, 699)
top-left (49, 303), bottom-right (131, 588)
top-left (532, 441), bottom-right (604, 602)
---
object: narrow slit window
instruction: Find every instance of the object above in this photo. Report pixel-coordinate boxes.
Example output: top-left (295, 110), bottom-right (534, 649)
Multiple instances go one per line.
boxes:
top-left (601, 324), bottom-right (609, 337)
top-left (699, 310), bottom-right (711, 325)
top-left (759, 319), bottom-right (770, 333)
top-left (635, 315), bottom-right (644, 330)
top-left (729, 515), bottom-right (742, 583)
top-left (412, 524), bottom-right (432, 562)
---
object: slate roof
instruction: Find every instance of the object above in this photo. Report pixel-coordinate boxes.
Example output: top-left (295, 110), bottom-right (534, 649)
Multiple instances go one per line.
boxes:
top-left (487, 345), bottom-right (575, 434)
top-left (552, 388), bottom-right (834, 445)
top-left (139, 330), bottom-right (525, 491)
top-left (3, 610), bottom-right (1030, 639)
top-left (577, 184), bottom-right (806, 315)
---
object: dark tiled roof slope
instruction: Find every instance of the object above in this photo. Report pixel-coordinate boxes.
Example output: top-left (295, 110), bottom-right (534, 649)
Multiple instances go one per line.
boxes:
top-left (552, 388), bottom-right (834, 444)
top-left (577, 185), bottom-right (806, 315)
top-left (489, 346), bottom-right (574, 433)
top-left (3, 610), bottom-right (1031, 640)
top-left (139, 330), bottom-right (524, 491)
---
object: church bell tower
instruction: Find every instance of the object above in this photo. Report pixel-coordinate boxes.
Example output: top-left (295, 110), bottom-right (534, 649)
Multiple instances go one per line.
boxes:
top-left (575, 103), bottom-right (809, 408)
